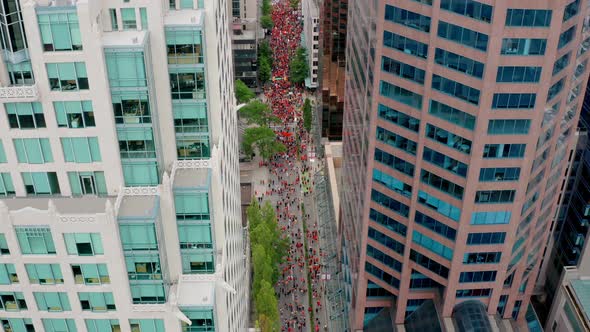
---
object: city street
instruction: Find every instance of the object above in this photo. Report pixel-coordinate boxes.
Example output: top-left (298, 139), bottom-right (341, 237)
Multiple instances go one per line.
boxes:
top-left (248, 1), bottom-right (329, 331)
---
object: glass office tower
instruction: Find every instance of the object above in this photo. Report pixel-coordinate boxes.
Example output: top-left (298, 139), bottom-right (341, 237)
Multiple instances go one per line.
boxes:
top-left (0, 0), bottom-right (248, 331)
top-left (340, 0), bottom-right (590, 329)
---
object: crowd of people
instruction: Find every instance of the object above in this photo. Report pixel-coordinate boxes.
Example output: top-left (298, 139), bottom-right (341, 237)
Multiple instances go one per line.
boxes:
top-left (255, 1), bottom-right (326, 331)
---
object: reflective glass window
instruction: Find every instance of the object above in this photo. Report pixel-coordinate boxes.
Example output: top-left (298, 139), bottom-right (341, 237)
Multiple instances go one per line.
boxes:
top-left (21, 172), bottom-right (60, 195)
top-left (384, 5), bottom-right (431, 32)
top-left (491, 93), bottom-right (536, 109)
top-left (380, 80), bottom-right (423, 109)
top-left (501, 38), bottom-right (546, 55)
top-left (37, 11), bottom-right (81, 51)
top-left (15, 227), bottom-right (56, 254)
top-left (487, 119), bottom-right (531, 135)
top-left (46, 62), bottom-right (88, 91)
top-left (413, 230), bottom-right (453, 260)
top-left (383, 30), bottom-right (428, 59)
top-left (381, 56), bottom-right (425, 85)
top-left (428, 127), bottom-right (468, 156)
top-left (429, 100), bottom-right (475, 130)
top-left (61, 137), bottom-right (101, 163)
top-left (434, 48), bottom-right (484, 78)
top-left (432, 74), bottom-right (480, 105)
top-left (5, 102), bottom-right (45, 129)
top-left (440, 0), bottom-right (492, 22)
top-left (423, 146), bottom-right (468, 177)
top-left (376, 127), bottom-right (416, 155)
top-left (437, 21), bottom-right (488, 51)
top-left (54, 101), bottom-right (94, 128)
top-left (496, 66), bottom-right (542, 83)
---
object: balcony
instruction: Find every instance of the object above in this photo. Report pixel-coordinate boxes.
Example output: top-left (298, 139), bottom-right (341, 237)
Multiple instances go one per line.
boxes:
top-left (0, 84), bottom-right (38, 102)
top-left (2, 48), bottom-right (29, 64)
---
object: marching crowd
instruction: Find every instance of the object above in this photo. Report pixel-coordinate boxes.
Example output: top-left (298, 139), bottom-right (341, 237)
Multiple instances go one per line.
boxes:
top-left (256, 0), bottom-right (326, 331)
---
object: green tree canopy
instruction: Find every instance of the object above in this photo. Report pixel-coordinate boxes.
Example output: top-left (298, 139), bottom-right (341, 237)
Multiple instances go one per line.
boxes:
top-left (290, 0), bottom-right (299, 9)
top-left (258, 40), bottom-right (273, 67)
top-left (260, 15), bottom-right (273, 30)
top-left (303, 98), bottom-right (312, 132)
top-left (235, 79), bottom-right (255, 104)
top-left (260, 201), bottom-right (288, 281)
top-left (256, 281), bottom-right (280, 332)
top-left (258, 56), bottom-right (271, 84)
top-left (248, 199), bottom-right (288, 281)
top-left (262, 0), bottom-right (272, 16)
top-left (242, 127), bottom-right (286, 160)
top-left (238, 100), bottom-right (278, 126)
top-left (289, 47), bottom-right (309, 84)
top-left (248, 199), bottom-right (285, 332)
top-left (251, 244), bottom-right (273, 294)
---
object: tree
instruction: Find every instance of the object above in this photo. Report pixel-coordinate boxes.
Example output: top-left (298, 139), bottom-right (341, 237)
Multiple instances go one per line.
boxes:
top-left (262, 0), bottom-right (272, 16)
top-left (238, 100), bottom-right (279, 126)
top-left (290, 0), bottom-right (299, 9)
top-left (235, 79), bottom-right (255, 104)
top-left (258, 40), bottom-right (273, 66)
top-left (260, 201), bottom-right (289, 281)
top-left (289, 47), bottom-right (309, 84)
top-left (260, 15), bottom-right (273, 30)
top-left (256, 281), bottom-right (280, 332)
top-left (247, 199), bottom-right (263, 229)
top-left (247, 199), bottom-right (285, 332)
top-left (242, 127), bottom-right (286, 160)
top-left (251, 244), bottom-right (273, 294)
top-left (302, 98), bottom-right (312, 132)
top-left (258, 315), bottom-right (274, 332)
top-left (258, 56), bottom-right (271, 84)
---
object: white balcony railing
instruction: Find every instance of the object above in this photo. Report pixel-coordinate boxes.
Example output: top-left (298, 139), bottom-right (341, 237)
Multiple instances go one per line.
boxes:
top-left (0, 84), bottom-right (38, 101)
top-left (2, 49), bottom-right (29, 64)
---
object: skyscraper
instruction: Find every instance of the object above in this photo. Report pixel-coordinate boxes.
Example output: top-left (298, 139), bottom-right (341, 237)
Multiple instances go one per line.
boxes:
top-left (340, 0), bottom-right (590, 329)
top-left (320, 0), bottom-right (347, 140)
top-left (0, 0), bottom-right (247, 331)
top-left (533, 74), bottom-right (590, 327)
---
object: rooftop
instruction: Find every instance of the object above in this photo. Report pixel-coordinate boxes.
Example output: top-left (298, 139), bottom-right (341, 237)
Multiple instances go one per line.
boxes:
top-left (164, 9), bottom-right (203, 26)
top-left (571, 279), bottom-right (590, 322)
top-left (173, 168), bottom-right (210, 189)
top-left (102, 30), bottom-right (147, 48)
top-left (232, 29), bottom-right (256, 41)
top-left (176, 278), bottom-right (215, 307)
top-left (2, 196), bottom-right (113, 214)
top-left (117, 195), bottom-right (159, 219)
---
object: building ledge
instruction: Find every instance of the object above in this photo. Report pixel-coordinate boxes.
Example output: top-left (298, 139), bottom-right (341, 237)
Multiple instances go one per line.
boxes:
top-left (177, 275), bottom-right (216, 307)
top-left (164, 9), bottom-right (203, 27)
top-left (0, 84), bottom-right (39, 102)
top-left (102, 30), bottom-right (148, 48)
top-left (2, 49), bottom-right (29, 64)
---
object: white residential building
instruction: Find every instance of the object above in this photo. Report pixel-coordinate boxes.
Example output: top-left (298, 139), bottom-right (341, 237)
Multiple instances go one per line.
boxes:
top-left (0, 0), bottom-right (248, 331)
top-left (302, 0), bottom-right (319, 88)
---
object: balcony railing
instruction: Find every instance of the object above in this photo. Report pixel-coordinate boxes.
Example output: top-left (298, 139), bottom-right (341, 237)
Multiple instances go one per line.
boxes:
top-left (0, 84), bottom-right (38, 101)
top-left (2, 48), bottom-right (29, 64)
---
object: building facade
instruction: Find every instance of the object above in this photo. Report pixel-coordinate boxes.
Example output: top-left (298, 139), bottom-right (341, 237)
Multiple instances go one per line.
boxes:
top-left (320, 0), bottom-right (347, 140)
top-left (230, 0), bottom-right (257, 23)
top-left (0, 0), bottom-right (248, 331)
top-left (231, 24), bottom-right (257, 89)
top-left (532, 70), bottom-right (590, 326)
top-left (544, 236), bottom-right (590, 332)
top-left (230, 0), bottom-right (259, 90)
top-left (302, 0), bottom-right (320, 89)
top-left (340, 0), bottom-right (590, 329)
